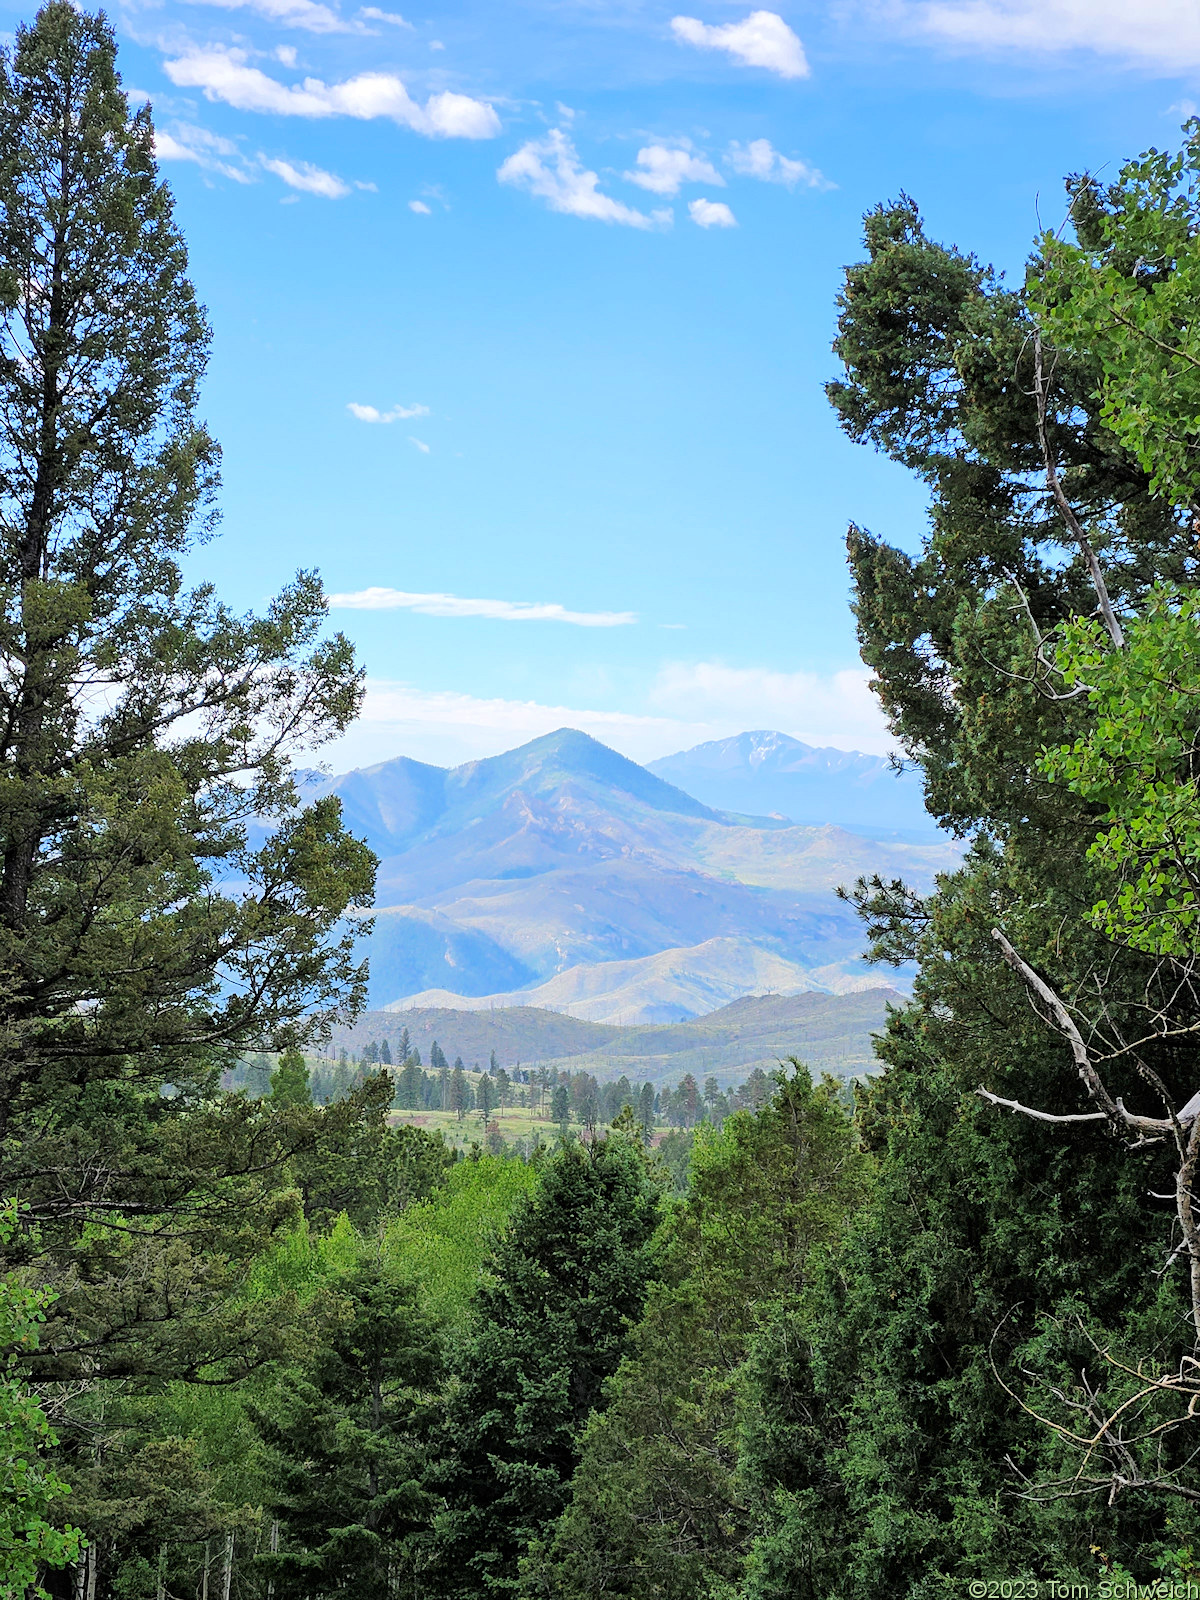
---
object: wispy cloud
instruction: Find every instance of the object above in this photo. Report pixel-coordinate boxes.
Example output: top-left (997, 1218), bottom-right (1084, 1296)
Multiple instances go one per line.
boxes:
top-left (327, 587), bottom-right (638, 625)
top-left (184, 0), bottom-right (361, 34)
top-left (154, 122), bottom-right (254, 182)
top-left (260, 153), bottom-right (351, 196)
top-left (908, 0), bottom-right (1200, 70)
top-left (358, 5), bottom-right (413, 24)
top-left (624, 143), bottom-right (723, 196)
top-left (163, 48), bottom-right (501, 138)
top-left (651, 662), bottom-right (888, 750)
top-left (408, 437), bottom-right (431, 454)
top-left (726, 138), bottom-right (830, 189)
top-left (409, 199), bottom-right (432, 213)
top-left (671, 11), bottom-right (809, 79)
top-left (689, 197), bottom-right (736, 228)
top-left (499, 130), bottom-right (671, 228)
top-left (347, 401), bottom-right (430, 422)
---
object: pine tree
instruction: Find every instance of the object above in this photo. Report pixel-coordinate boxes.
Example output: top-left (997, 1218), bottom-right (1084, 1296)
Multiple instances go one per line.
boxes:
top-left (380, 1038), bottom-right (392, 1066)
top-left (398, 1027), bottom-right (411, 1063)
top-left (534, 1069), bottom-right (871, 1599)
top-left (0, 2), bottom-right (375, 1393)
top-left (725, 180), bottom-right (1200, 1591)
top-left (249, 1264), bottom-right (441, 1597)
top-left (450, 1063), bottom-right (468, 1122)
top-left (269, 1048), bottom-right (312, 1108)
top-left (429, 1135), bottom-right (661, 1595)
top-left (477, 1072), bottom-right (495, 1124)
top-left (637, 1083), bottom-right (655, 1144)
top-left (551, 1084), bottom-right (570, 1135)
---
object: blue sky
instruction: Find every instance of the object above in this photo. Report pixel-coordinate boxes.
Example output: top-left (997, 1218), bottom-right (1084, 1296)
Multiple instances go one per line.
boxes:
top-left (34, 0), bottom-right (1200, 769)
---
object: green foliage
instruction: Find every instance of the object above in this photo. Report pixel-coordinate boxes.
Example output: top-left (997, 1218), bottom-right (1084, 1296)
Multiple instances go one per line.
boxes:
top-left (0, 0), bottom-right (375, 1399)
top-left (1042, 590), bottom-right (1200, 955)
top-left (0, 1202), bottom-right (81, 1596)
top-left (1034, 124), bottom-right (1200, 508)
top-left (530, 1068), bottom-right (871, 1600)
top-left (381, 1151), bottom-right (539, 1328)
top-left (271, 1049), bottom-right (313, 1107)
top-left (429, 1134), bottom-right (661, 1596)
top-left (248, 1263), bottom-right (442, 1598)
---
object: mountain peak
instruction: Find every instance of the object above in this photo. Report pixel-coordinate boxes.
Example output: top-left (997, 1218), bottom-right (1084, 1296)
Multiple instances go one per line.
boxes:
top-left (443, 728), bottom-right (718, 821)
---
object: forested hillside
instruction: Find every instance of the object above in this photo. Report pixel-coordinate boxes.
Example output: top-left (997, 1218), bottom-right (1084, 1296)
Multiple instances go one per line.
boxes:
top-left (7, 6), bottom-right (1200, 1597)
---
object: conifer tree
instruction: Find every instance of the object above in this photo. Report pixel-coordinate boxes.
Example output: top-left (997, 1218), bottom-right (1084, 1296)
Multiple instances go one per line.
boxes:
top-left (450, 1063), bottom-right (468, 1122)
top-left (0, 1), bottom-right (374, 1385)
top-left (249, 1265), bottom-right (442, 1597)
top-left (269, 1048), bottom-right (312, 1108)
top-left (428, 1135), bottom-right (661, 1596)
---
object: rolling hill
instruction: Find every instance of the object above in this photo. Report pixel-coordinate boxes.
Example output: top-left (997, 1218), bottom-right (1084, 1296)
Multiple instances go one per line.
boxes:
top-left (329, 987), bottom-right (903, 1086)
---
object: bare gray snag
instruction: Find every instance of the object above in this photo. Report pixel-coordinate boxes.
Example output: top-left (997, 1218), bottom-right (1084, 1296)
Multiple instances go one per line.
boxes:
top-left (981, 925), bottom-right (1200, 1505)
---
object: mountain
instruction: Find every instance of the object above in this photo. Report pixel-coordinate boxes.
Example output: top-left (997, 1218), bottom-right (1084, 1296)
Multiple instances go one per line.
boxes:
top-left (302, 730), bottom-right (960, 1010)
top-left (647, 731), bottom-right (933, 837)
top-left (330, 987), bottom-right (904, 1086)
top-left (386, 937), bottom-right (839, 1025)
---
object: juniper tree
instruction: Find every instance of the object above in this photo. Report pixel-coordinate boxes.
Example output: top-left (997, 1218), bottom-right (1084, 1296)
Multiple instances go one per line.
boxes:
top-left (0, 2), bottom-right (374, 1381)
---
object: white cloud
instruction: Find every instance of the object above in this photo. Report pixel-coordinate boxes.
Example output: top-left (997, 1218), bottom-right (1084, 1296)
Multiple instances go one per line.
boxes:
top-left (154, 122), bottom-right (254, 182)
top-left (409, 198), bottom-right (432, 213)
top-left (163, 49), bottom-right (501, 138)
top-left (275, 44), bottom-right (298, 65)
top-left (314, 668), bottom-right (893, 772)
top-left (671, 11), bottom-right (809, 79)
top-left (317, 682), bottom-right (706, 770)
top-left (347, 401), bottom-right (430, 422)
top-left (326, 587), bottom-right (639, 626)
top-left (358, 5), bottom-right (413, 23)
top-left (499, 129), bottom-right (672, 228)
top-left (186, 0), bottom-right (359, 35)
top-left (726, 137), bottom-right (830, 189)
top-left (624, 143), bottom-right (723, 196)
top-left (260, 153), bottom-right (351, 196)
top-left (408, 437), bottom-right (431, 453)
top-left (650, 662), bottom-right (891, 753)
top-left (908, 0), bottom-right (1200, 71)
top-left (689, 196), bottom-right (737, 227)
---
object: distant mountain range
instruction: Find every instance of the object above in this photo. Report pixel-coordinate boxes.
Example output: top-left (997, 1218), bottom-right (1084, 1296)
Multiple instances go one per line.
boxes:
top-left (331, 988), bottom-right (904, 1087)
top-left (301, 729), bottom-right (957, 1018)
top-left (386, 935), bottom-right (880, 1026)
top-left (648, 731), bottom-right (931, 837)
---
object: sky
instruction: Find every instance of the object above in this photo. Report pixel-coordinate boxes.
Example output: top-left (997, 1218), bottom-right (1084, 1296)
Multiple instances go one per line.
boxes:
top-left (22, 0), bottom-right (1200, 771)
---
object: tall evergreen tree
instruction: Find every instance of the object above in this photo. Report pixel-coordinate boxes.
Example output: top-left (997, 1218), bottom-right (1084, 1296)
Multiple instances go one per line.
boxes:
top-left (249, 1264), bottom-right (442, 1598)
top-left (449, 1063), bottom-right (468, 1122)
top-left (730, 171), bottom-right (1200, 1593)
top-left (428, 1135), bottom-right (661, 1596)
top-left (269, 1048), bottom-right (312, 1108)
top-left (0, 0), bottom-right (374, 1391)
top-left (530, 1069), bottom-right (870, 1600)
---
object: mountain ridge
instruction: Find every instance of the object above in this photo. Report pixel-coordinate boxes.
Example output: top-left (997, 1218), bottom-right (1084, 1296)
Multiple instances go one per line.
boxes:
top-left (300, 729), bottom-right (956, 1010)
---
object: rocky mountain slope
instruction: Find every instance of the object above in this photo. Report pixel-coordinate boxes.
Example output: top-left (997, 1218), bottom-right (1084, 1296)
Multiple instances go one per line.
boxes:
top-left (301, 729), bottom-right (958, 1012)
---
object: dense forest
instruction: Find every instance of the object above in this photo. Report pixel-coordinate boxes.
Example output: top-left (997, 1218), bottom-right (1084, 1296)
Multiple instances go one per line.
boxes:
top-left (7, 4), bottom-right (1200, 1595)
